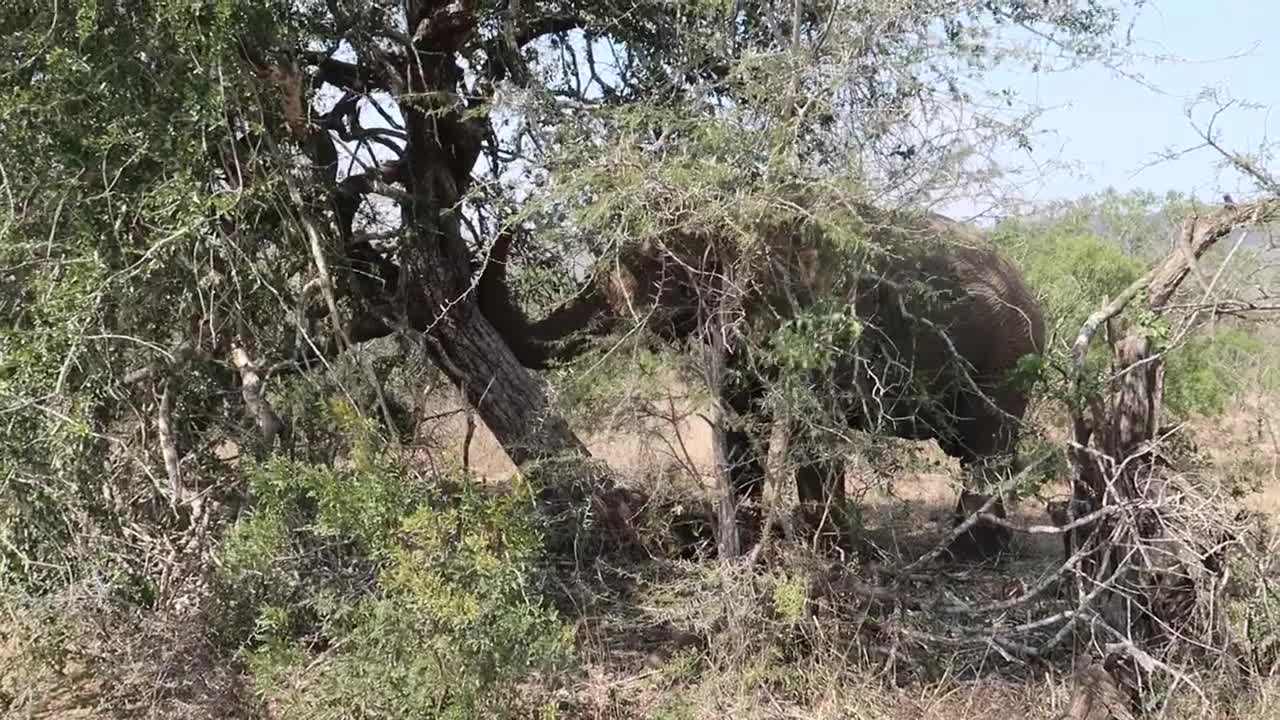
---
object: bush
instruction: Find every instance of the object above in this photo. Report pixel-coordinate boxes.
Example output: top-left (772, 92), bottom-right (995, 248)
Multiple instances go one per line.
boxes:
top-left (220, 405), bottom-right (571, 719)
top-left (992, 222), bottom-right (1145, 334)
top-left (1163, 327), bottom-right (1271, 418)
top-left (994, 208), bottom-right (1273, 420)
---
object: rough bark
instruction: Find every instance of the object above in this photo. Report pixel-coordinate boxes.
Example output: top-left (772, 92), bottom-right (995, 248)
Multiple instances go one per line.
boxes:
top-left (705, 323), bottom-right (741, 558)
top-left (395, 1), bottom-right (589, 468)
top-left (232, 4), bottom-right (600, 473)
top-left (413, 309), bottom-right (588, 466)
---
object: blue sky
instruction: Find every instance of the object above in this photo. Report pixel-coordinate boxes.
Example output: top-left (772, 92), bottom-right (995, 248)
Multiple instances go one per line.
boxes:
top-left (987, 0), bottom-right (1279, 206)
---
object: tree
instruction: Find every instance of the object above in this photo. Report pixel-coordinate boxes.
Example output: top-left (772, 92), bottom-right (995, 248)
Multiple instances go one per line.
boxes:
top-left (0, 0), bottom-right (1157, 593)
top-left (1050, 95), bottom-right (1280, 708)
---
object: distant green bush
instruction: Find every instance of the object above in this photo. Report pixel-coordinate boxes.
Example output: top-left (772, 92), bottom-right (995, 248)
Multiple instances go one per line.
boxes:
top-left (1163, 326), bottom-right (1274, 418)
top-left (993, 222), bottom-right (1145, 335)
top-left (994, 211), bottom-right (1272, 419)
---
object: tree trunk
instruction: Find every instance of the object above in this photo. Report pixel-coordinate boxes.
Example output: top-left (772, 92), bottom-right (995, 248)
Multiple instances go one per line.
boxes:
top-left (417, 305), bottom-right (588, 466)
top-left (396, 1), bottom-right (589, 470)
top-left (1060, 201), bottom-right (1278, 716)
top-left (706, 333), bottom-right (741, 559)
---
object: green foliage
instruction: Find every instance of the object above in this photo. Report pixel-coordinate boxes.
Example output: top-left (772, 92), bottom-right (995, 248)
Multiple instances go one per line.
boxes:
top-left (766, 300), bottom-right (864, 374)
top-left (769, 573), bottom-right (809, 624)
top-left (536, 102), bottom-right (877, 270)
top-left (549, 342), bottom-right (678, 428)
top-left (222, 424), bottom-right (570, 719)
top-left (993, 220), bottom-right (1145, 335)
top-left (1019, 187), bottom-right (1206, 262)
top-left (994, 190), bottom-right (1273, 419)
top-left (0, 0), bottom-right (304, 589)
top-left (1163, 327), bottom-right (1271, 418)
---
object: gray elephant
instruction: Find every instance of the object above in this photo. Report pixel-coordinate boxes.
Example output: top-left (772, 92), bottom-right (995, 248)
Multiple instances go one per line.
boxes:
top-left (480, 208), bottom-right (1045, 557)
top-left (715, 211), bottom-right (1044, 555)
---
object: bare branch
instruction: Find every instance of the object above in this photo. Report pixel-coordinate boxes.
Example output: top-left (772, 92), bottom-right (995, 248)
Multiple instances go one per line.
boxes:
top-left (1190, 99), bottom-right (1280, 195)
top-left (229, 343), bottom-right (289, 452)
top-left (155, 378), bottom-right (184, 506)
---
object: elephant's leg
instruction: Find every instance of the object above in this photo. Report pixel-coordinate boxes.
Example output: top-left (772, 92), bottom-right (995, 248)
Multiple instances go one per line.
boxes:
top-left (722, 361), bottom-right (771, 545)
top-left (937, 386), bottom-right (1024, 489)
top-left (787, 401), bottom-right (852, 553)
top-left (796, 455), bottom-right (850, 552)
top-left (937, 395), bottom-right (1014, 562)
top-left (725, 426), bottom-right (767, 513)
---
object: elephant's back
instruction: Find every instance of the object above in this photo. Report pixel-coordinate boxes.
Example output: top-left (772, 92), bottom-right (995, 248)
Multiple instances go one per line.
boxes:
top-left (867, 212), bottom-right (1046, 380)
top-left (938, 242), bottom-right (1045, 358)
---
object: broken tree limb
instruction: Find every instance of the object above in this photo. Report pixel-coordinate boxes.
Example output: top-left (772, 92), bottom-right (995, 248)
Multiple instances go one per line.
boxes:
top-left (286, 176), bottom-right (402, 445)
top-left (1071, 197), bottom-right (1280, 376)
top-left (156, 377), bottom-right (184, 506)
top-left (1056, 197), bottom-right (1275, 707)
top-left (1148, 198), bottom-right (1280, 311)
top-left (230, 343), bottom-right (289, 454)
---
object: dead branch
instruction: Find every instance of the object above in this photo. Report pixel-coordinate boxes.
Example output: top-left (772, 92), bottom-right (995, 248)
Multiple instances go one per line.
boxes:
top-left (1190, 100), bottom-right (1280, 195)
top-left (155, 377), bottom-right (184, 506)
top-left (1070, 272), bottom-right (1156, 373)
top-left (287, 176), bottom-right (401, 444)
top-left (1070, 198), bottom-right (1280, 374)
top-left (1148, 199), bottom-right (1280, 310)
top-left (229, 343), bottom-right (289, 453)
top-left (899, 452), bottom-right (1050, 573)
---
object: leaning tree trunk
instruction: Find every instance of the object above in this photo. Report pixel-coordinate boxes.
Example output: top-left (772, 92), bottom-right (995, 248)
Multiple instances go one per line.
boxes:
top-left (417, 303), bottom-right (588, 467)
top-left (397, 2), bottom-right (588, 469)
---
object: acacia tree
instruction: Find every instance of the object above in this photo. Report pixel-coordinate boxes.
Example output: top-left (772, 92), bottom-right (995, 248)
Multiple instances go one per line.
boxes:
top-left (0, 0), bottom-right (1145, 581)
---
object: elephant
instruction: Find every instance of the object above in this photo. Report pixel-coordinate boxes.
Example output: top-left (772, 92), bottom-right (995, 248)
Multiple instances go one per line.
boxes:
top-left (479, 206), bottom-right (1045, 557)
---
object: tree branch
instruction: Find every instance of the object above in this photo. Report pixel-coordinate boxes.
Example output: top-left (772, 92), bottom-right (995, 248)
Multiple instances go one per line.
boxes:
top-left (155, 377), bottom-right (185, 506)
top-left (229, 343), bottom-right (289, 452)
top-left (1070, 197), bottom-right (1280, 374)
top-left (1148, 198), bottom-right (1280, 310)
top-left (304, 51), bottom-right (405, 94)
top-left (475, 227), bottom-right (618, 368)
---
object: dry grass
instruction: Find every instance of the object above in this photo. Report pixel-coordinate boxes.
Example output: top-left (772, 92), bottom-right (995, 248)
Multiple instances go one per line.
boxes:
top-left (6, 382), bottom-right (1279, 720)
top-left (1185, 394), bottom-right (1280, 521)
top-left (413, 382), bottom-right (717, 485)
top-left (527, 380), bottom-right (1280, 720)
top-left (0, 581), bottom-right (256, 720)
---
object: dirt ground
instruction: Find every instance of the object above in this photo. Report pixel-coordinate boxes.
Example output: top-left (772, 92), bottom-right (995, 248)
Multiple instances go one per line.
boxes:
top-left (418, 381), bottom-right (1280, 522)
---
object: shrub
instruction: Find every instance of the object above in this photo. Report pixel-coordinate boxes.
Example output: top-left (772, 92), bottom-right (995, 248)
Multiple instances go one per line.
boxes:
top-left (220, 405), bottom-right (572, 719)
top-left (994, 210), bottom-right (1273, 420)
top-left (1163, 327), bottom-right (1270, 418)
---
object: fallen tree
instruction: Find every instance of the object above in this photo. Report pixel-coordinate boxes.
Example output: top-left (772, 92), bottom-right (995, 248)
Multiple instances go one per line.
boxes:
top-left (1058, 194), bottom-right (1280, 716)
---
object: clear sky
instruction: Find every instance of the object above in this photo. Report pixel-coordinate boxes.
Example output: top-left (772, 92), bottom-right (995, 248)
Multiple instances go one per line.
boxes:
top-left (987, 0), bottom-right (1280, 206)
